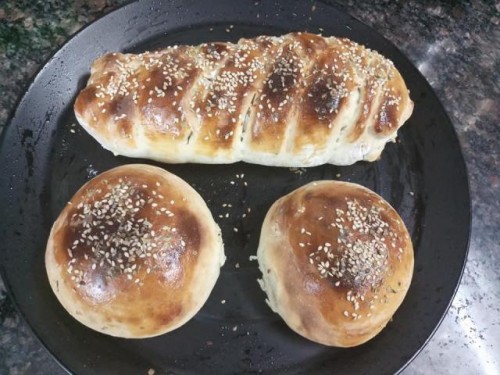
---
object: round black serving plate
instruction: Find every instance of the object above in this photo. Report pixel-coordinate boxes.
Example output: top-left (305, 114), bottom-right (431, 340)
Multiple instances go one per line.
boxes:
top-left (0, 0), bottom-right (470, 374)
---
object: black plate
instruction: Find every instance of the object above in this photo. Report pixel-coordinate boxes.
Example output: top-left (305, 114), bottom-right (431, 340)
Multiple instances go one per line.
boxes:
top-left (0, 0), bottom-right (470, 374)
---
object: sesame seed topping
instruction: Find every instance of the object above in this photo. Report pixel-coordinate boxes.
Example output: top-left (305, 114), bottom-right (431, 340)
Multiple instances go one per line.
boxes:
top-left (301, 197), bottom-right (397, 319)
top-left (65, 180), bottom-right (180, 287)
top-left (309, 199), bottom-right (390, 287)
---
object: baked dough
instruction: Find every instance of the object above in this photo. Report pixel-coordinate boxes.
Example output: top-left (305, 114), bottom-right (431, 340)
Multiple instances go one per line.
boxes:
top-left (75, 32), bottom-right (413, 167)
top-left (257, 181), bottom-right (413, 347)
top-left (45, 164), bottom-right (225, 338)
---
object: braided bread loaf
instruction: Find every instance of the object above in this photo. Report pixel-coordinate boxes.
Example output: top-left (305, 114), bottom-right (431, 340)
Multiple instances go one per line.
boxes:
top-left (75, 32), bottom-right (413, 167)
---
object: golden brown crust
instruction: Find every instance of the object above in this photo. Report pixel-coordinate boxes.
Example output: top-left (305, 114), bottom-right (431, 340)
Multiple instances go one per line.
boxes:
top-left (74, 32), bottom-right (413, 167)
top-left (257, 181), bottom-right (413, 347)
top-left (45, 164), bottom-right (225, 338)
top-left (246, 37), bottom-right (301, 154)
top-left (292, 38), bottom-right (357, 155)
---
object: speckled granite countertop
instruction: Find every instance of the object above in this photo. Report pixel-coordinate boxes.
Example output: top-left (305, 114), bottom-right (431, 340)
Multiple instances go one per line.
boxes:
top-left (0, 0), bottom-right (498, 374)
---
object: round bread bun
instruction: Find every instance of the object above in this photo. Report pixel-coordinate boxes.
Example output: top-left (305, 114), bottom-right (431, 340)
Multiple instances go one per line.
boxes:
top-left (257, 181), bottom-right (413, 347)
top-left (46, 164), bottom-right (225, 338)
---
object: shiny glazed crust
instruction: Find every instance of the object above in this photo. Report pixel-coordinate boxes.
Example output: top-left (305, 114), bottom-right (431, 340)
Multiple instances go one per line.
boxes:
top-left (257, 181), bottom-right (413, 347)
top-left (74, 32), bottom-right (413, 167)
top-left (45, 164), bottom-right (225, 338)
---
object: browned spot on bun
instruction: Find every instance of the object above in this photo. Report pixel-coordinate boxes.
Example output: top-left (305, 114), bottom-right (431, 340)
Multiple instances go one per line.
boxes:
top-left (74, 86), bottom-right (97, 119)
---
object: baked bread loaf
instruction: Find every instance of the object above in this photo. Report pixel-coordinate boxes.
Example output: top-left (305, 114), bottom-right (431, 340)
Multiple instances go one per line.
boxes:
top-left (75, 32), bottom-right (413, 167)
top-left (257, 181), bottom-right (413, 347)
top-left (45, 164), bottom-right (225, 338)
